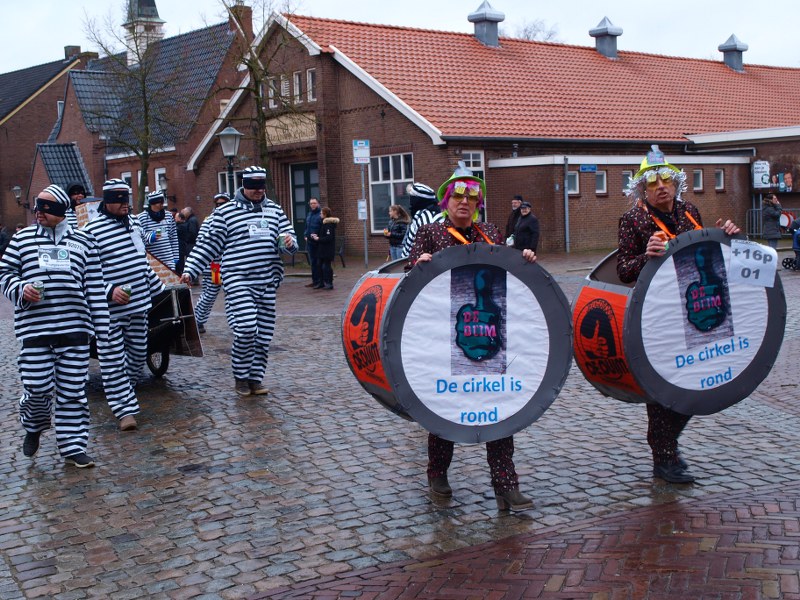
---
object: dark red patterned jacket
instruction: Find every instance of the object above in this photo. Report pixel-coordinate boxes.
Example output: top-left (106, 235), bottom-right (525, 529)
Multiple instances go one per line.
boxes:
top-left (617, 200), bottom-right (703, 283)
top-left (407, 218), bottom-right (502, 267)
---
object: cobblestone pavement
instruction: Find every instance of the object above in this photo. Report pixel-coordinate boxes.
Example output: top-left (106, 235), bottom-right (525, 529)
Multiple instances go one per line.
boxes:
top-left (0, 250), bottom-right (797, 599)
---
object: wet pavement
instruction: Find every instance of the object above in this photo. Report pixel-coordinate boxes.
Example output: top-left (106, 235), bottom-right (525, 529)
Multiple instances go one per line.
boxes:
top-left (0, 249), bottom-right (798, 599)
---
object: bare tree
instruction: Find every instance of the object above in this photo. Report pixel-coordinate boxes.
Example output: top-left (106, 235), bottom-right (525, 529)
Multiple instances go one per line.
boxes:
top-left (511, 20), bottom-right (561, 42)
top-left (218, 0), bottom-right (316, 196)
top-left (83, 5), bottom-right (209, 208)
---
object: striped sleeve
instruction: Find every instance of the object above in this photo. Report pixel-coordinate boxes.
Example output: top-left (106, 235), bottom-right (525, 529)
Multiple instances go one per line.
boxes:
top-left (0, 226), bottom-right (109, 340)
top-left (401, 209), bottom-right (444, 258)
top-left (85, 213), bottom-right (162, 316)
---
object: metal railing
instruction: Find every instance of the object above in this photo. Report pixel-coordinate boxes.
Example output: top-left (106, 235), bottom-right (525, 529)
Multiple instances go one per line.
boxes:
top-left (745, 207), bottom-right (798, 240)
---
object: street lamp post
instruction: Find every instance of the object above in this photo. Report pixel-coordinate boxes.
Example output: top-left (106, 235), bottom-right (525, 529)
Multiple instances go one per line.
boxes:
top-left (217, 126), bottom-right (242, 195)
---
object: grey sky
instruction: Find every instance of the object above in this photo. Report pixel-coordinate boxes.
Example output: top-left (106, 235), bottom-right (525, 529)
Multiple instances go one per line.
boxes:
top-left (1, 0), bottom-right (797, 74)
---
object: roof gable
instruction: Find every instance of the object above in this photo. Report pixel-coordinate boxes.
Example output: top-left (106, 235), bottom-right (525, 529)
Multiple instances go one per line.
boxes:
top-left (73, 22), bottom-right (234, 151)
top-left (35, 143), bottom-right (94, 195)
top-left (287, 15), bottom-right (800, 142)
top-left (0, 58), bottom-right (78, 123)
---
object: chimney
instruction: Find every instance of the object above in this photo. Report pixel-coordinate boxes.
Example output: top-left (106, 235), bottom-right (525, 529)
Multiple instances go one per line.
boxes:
top-left (64, 46), bottom-right (81, 60)
top-left (228, 0), bottom-right (253, 41)
top-left (718, 34), bottom-right (748, 72)
top-left (468, 1), bottom-right (505, 48)
top-left (589, 17), bottom-right (623, 59)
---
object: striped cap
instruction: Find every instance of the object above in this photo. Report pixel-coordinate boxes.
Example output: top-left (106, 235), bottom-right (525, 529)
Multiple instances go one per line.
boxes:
top-left (42, 184), bottom-right (71, 208)
top-left (146, 190), bottom-right (166, 206)
top-left (103, 178), bottom-right (131, 204)
top-left (241, 166), bottom-right (267, 180)
top-left (409, 182), bottom-right (436, 200)
top-left (213, 193), bottom-right (230, 201)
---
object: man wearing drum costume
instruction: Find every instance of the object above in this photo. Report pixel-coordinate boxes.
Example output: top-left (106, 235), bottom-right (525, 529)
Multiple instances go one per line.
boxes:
top-left (408, 163), bottom-right (537, 511)
top-left (180, 166), bottom-right (297, 396)
top-left (617, 146), bottom-right (740, 483)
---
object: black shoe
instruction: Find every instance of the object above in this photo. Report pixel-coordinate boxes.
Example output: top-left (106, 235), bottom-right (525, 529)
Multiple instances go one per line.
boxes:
top-left (428, 476), bottom-right (452, 497)
top-left (324, 285), bottom-right (334, 290)
top-left (312, 284), bottom-right (324, 289)
top-left (65, 453), bottom-right (96, 468)
top-left (197, 323), bottom-right (206, 334)
top-left (653, 462), bottom-right (695, 483)
top-left (495, 488), bottom-right (534, 511)
top-left (23, 431), bottom-right (41, 457)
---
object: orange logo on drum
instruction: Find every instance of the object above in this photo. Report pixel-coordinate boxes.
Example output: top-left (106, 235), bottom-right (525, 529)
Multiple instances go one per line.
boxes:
top-left (576, 298), bottom-right (630, 381)
top-left (345, 285), bottom-right (383, 376)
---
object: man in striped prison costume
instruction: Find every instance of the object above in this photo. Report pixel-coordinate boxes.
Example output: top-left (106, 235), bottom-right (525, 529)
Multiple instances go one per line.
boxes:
top-left (180, 167), bottom-right (298, 396)
top-left (193, 193), bottom-right (230, 334)
top-left (400, 182), bottom-right (444, 259)
top-left (84, 179), bottom-right (165, 431)
top-left (0, 184), bottom-right (110, 468)
top-left (137, 190), bottom-right (179, 270)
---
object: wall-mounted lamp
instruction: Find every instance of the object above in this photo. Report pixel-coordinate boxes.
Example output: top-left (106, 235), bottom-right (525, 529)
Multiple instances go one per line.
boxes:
top-left (12, 185), bottom-right (22, 205)
top-left (512, 143), bottom-right (519, 158)
top-left (380, 109), bottom-right (386, 119)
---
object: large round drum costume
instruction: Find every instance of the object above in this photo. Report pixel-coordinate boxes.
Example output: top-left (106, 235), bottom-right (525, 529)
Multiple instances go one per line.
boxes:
top-left (342, 244), bottom-right (572, 443)
top-left (572, 228), bottom-right (786, 415)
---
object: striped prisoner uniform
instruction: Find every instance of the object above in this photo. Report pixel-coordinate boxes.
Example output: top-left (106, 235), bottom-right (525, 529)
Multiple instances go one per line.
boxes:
top-left (193, 210), bottom-right (223, 327)
top-left (0, 220), bottom-right (109, 458)
top-left (401, 207), bottom-right (444, 258)
top-left (182, 189), bottom-right (297, 383)
top-left (84, 211), bottom-right (164, 416)
top-left (65, 208), bottom-right (79, 230)
top-left (137, 209), bottom-right (179, 270)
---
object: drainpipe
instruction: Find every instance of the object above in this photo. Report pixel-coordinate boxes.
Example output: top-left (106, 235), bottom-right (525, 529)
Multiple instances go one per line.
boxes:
top-left (563, 156), bottom-right (570, 253)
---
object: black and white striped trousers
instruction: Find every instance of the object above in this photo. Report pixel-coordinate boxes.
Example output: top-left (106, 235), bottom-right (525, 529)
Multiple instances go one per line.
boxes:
top-left (95, 318), bottom-right (142, 419)
top-left (18, 337), bottom-right (91, 458)
top-left (111, 313), bottom-right (149, 383)
top-left (224, 282), bottom-right (276, 382)
top-left (194, 271), bottom-right (222, 326)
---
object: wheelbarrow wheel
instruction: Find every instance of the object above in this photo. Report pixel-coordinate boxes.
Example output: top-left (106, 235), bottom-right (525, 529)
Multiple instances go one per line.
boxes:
top-left (782, 256), bottom-right (797, 270)
top-left (147, 348), bottom-right (170, 378)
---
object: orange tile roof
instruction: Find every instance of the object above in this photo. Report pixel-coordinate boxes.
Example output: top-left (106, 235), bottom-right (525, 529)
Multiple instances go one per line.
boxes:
top-left (288, 15), bottom-right (800, 142)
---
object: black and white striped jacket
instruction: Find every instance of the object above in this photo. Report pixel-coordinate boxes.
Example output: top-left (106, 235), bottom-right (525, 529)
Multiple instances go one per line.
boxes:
top-left (137, 210), bottom-right (179, 269)
top-left (183, 191), bottom-right (297, 288)
top-left (401, 208), bottom-right (444, 258)
top-left (196, 208), bottom-right (223, 262)
top-left (84, 212), bottom-right (164, 317)
top-left (0, 221), bottom-right (109, 341)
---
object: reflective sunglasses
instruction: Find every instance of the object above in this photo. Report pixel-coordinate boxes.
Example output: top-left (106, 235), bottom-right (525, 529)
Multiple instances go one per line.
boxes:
top-left (643, 168), bottom-right (676, 186)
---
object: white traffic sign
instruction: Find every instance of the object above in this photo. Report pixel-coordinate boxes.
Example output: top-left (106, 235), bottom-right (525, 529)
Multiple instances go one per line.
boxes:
top-left (353, 140), bottom-right (370, 164)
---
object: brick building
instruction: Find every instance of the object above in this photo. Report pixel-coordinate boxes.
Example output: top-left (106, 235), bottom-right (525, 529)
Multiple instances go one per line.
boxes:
top-left (6, 2), bottom-right (800, 257)
top-left (0, 49), bottom-right (96, 226)
top-left (196, 5), bottom-right (800, 256)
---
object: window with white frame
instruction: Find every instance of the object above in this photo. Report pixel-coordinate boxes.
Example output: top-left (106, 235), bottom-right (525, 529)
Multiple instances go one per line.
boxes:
top-left (460, 151), bottom-right (485, 179)
top-left (715, 169), bottom-right (725, 190)
top-left (369, 152), bottom-right (413, 233)
top-left (121, 172), bottom-right (132, 187)
top-left (307, 69), bottom-right (317, 102)
top-left (267, 77), bottom-right (278, 108)
top-left (567, 171), bottom-right (579, 194)
top-left (293, 71), bottom-right (303, 105)
top-left (622, 170), bottom-right (632, 194)
top-left (280, 75), bottom-right (289, 105)
top-left (154, 167), bottom-right (166, 192)
top-left (595, 170), bottom-right (607, 194)
top-left (217, 171), bottom-right (244, 196)
top-left (693, 169), bottom-right (704, 191)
